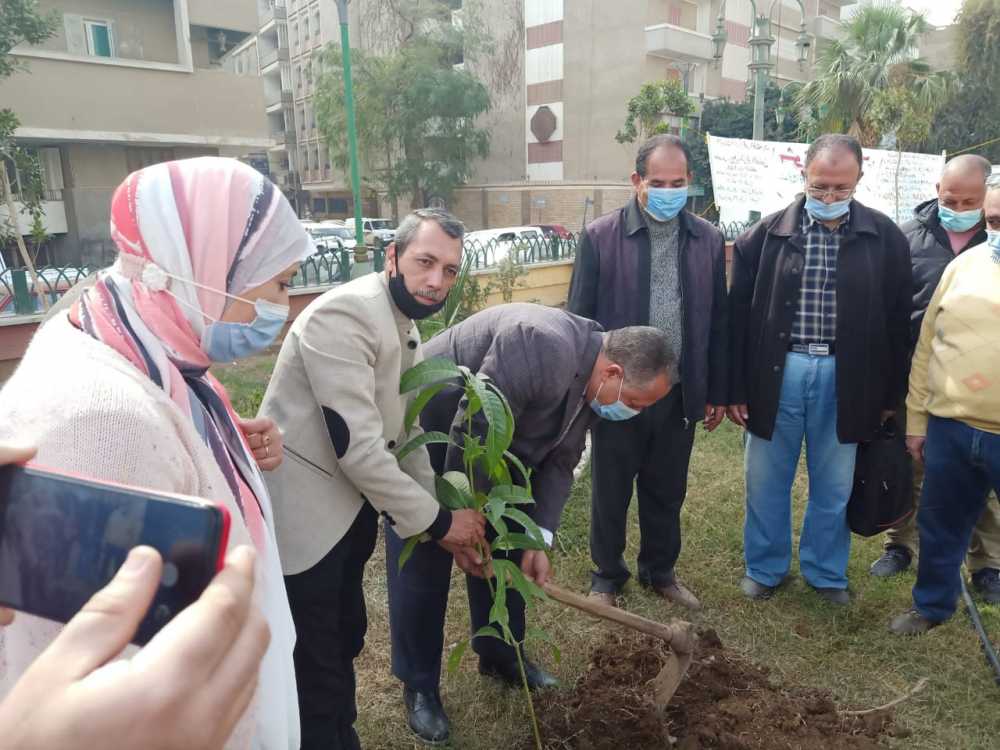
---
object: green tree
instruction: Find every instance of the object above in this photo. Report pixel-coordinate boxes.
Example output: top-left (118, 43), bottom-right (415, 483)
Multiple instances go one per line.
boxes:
top-left (615, 79), bottom-right (695, 144)
top-left (925, 0), bottom-right (1000, 162)
top-left (315, 1), bottom-right (491, 216)
top-left (1, 0), bottom-right (59, 272)
top-left (795, 2), bottom-right (949, 146)
top-left (684, 81), bottom-right (802, 216)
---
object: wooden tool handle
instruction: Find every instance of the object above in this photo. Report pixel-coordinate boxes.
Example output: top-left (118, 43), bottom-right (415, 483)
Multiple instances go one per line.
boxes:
top-left (543, 582), bottom-right (694, 653)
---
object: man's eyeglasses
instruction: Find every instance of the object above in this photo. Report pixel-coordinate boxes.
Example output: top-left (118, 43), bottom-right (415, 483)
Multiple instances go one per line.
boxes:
top-left (805, 186), bottom-right (854, 200)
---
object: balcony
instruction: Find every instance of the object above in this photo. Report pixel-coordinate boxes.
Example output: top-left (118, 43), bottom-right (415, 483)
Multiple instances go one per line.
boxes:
top-left (189, 0), bottom-right (259, 34)
top-left (265, 90), bottom-right (293, 113)
top-left (646, 23), bottom-right (714, 63)
top-left (259, 46), bottom-right (290, 72)
top-left (260, 1), bottom-right (287, 28)
top-left (814, 15), bottom-right (842, 40)
top-left (0, 58), bottom-right (270, 147)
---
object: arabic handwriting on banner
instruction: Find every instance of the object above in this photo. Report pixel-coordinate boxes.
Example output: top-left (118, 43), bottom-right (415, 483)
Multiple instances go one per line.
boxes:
top-left (707, 134), bottom-right (944, 225)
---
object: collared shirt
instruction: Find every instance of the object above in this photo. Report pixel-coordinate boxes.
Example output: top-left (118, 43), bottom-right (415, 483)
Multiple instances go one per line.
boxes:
top-left (791, 208), bottom-right (849, 344)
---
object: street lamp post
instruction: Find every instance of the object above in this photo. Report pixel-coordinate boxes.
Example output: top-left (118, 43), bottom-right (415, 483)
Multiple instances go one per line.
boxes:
top-left (335, 0), bottom-right (370, 276)
top-left (711, 0), bottom-right (811, 141)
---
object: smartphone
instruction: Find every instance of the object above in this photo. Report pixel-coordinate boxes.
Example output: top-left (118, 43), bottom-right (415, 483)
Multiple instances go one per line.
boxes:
top-left (0, 464), bottom-right (231, 645)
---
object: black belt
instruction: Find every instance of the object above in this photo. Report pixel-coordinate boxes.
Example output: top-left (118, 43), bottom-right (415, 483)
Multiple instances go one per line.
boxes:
top-left (789, 342), bottom-right (835, 355)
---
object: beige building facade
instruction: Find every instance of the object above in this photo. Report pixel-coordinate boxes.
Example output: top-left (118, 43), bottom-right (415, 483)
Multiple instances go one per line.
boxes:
top-left (1, 0), bottom-right (270, 266)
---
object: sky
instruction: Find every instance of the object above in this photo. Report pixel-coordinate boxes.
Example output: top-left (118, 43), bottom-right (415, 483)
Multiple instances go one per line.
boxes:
top-left (901, 0), bottom-right (963, 27)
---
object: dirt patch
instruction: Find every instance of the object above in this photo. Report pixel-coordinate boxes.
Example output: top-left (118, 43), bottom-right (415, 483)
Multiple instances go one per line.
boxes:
top-left (528, 629), bottom-right (908, 749)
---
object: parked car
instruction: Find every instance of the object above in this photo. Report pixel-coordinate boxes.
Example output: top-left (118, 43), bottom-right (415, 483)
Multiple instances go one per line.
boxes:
top-left (344, 217), bottom-right (396, 243)
top-left (463, 226), bottom-right (545, 267)
top-left (536, 223), bottom-right (572, 240)
top-left (302, 223), bottom-right (357, 252)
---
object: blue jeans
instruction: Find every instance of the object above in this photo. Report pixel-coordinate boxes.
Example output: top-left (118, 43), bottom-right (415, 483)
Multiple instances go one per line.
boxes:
top-left (744, 352), bottom-right (858, 589)
top-left (913, 416), bottom-right (1000, 622)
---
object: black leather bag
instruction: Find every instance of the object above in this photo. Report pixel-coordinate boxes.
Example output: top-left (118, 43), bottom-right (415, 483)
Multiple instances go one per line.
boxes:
top-left (847, 418), bottom-right (915, 537)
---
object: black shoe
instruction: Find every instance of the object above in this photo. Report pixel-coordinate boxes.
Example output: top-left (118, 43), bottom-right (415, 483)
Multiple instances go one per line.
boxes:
top-left (403, 686), bottom-right (449, 744)
top-left (810, 586), bottom-right (851, 605)
top-left (479, 657), bottom-right (559, 691)
top-left (971, 567), bottom-right (1000, 605)
top-left (739, 575), bottom-right (778, 600)
top-left (870, 546), bottom-right (912, 578)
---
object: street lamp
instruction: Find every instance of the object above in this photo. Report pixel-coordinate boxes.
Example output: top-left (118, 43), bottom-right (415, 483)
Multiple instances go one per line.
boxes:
top-left (712, 0), bottom-right (811, 141)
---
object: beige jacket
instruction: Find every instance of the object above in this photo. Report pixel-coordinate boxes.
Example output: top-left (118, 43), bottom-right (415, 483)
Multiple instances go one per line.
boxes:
top-left (259, 271), bottom-right (440, 575)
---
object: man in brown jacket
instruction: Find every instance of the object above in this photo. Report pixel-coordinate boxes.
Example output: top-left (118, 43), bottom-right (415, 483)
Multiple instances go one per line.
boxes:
top-left (259, 208), bottom-right (485, 750)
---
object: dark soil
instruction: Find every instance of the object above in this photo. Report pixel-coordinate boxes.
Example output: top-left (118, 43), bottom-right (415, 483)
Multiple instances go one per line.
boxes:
top-left (528, 629), bottom-right (909, 750)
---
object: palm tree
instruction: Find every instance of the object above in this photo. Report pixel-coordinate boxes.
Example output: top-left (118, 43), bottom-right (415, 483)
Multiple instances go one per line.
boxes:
top-left (796, 2), bottom-right (949, 146)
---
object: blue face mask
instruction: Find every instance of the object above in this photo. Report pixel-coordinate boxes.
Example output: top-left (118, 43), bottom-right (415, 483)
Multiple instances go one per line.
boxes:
top-left (804, 195), bottom-right (851, 222)
top-left (645, 186), bottom-right (688, 221)
top-left (589, 376), bottom-right (640, 421)
top-left (938, 205), bottom-right (983, 233)
top-left (202, 298), bottom-right (289, 363)
top-left (987, 229), bottom-right (1000, 261)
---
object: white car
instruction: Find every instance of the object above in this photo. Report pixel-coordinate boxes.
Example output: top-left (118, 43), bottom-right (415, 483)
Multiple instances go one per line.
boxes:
top-left (303, 223), bottom-right (357, 252)
top-left (463, 226), bottom-right (545, 267)
top-left (344, 217), bottom-right (395, 243)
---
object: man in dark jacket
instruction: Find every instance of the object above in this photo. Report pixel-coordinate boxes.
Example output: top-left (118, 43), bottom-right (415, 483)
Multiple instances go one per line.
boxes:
top-left (567, 133), bottom-right (729, 610)
top-left (869, 154), bottom-right (1000, 603)
top-left (728, 134), bottom-right (912, 605)
top-left (385, 305), bottom-right (674, 744)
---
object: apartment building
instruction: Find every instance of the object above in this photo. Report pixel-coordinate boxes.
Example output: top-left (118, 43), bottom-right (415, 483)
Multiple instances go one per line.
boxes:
top-left (1, 0), bottom-right (271, 266)
top-left (237, 1), bottom-right (855, 227)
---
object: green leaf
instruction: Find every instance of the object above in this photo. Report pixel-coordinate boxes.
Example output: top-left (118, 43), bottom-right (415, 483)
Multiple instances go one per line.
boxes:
top-left (488, 484), bottom-right (535, 505)
top-left (441, 470), bottom-right (471, 497)
top-left (435, 474), bottom-right (472, 510)
top-left (446, 639), bottom-right (469, 675)
top-left (400, 358), bottom-right (462, 394)
top-left (404, 382), bottom-right (447, 434)
top-left (472, 625), bottom-right (505, 642)
top-left (493, 533), bottom-right (547, 552)
top-left (489, 566), bottom-right (509, 627)
top-left (395, 431), bottom-right (452, 463)
top-left (397, 535), bottom-right (422, 572)
top-left (481, 387), bottom-right (511, 475)
top-left (488, 514), bottom-right (509, 538)
top-left (503, 561), bottom-right (547, 604)
top-left (486, 497), bottom-right (506, 526)
top-left (503, 451), bottom-right (533, 492)
top-left (502, 507), bottom-right (545, 547)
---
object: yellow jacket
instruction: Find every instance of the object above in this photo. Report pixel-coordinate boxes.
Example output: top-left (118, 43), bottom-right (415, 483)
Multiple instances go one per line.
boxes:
top-left (907, 244), bottom-right (1000, 437)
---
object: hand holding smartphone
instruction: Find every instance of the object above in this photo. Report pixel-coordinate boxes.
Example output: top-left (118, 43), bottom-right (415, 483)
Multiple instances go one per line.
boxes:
top-left (0, 464), bottom-right (230, 645)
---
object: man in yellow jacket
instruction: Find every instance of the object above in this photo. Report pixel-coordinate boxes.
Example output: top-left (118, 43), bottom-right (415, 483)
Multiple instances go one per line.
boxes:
top-left (891, 179), bottom-right (1000, 635)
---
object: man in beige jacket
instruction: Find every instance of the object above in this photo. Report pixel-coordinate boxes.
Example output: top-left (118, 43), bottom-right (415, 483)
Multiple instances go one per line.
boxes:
top-left (258, 208), bottom-right (485, 750)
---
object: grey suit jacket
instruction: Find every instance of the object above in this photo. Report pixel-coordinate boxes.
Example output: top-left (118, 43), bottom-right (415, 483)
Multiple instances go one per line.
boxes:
top-left (259, 272), bottom-right (441, 574)
top-left (421, 304), bottom-right (603, 533)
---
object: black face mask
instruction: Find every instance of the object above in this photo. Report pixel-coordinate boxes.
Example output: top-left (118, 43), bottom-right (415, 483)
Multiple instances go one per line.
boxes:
top-left (387, 270), bottom-right (447, 320)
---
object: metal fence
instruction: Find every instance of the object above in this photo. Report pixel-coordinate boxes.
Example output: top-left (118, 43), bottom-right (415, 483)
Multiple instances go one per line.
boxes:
top-left (0, 267), bottom-right (93, 317)
top-left (0, 219), bottom-right (751, 316)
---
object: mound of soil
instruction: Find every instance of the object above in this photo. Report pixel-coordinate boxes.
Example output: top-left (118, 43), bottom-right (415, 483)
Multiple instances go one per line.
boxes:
top-left (529, 629), bottom-right (908, 749)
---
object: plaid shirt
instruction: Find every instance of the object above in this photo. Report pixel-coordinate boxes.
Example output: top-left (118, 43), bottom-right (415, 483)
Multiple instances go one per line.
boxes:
top-left (791, 208), bottom-right (848, 344)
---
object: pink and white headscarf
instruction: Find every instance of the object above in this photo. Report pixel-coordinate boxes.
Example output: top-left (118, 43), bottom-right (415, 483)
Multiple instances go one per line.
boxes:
top-left (71, 157), bottom-right (311, 749)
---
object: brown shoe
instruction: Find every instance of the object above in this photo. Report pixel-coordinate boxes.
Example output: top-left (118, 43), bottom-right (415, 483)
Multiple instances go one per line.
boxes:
top-left (648, 579), bottom-right (702, 611)
top-left (586, 590), bottom-right (618, 608)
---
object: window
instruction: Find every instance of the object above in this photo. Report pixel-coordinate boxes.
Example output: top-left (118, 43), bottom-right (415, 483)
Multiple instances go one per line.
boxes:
top-left (313, 198), bottom-right (326, 215)
top-left (125, 148), bottom-right (175, 174)
top-left (313, 11), bottom-right (321, 44)
top-left (84, 19), bottom-right (114, 58)
top-left (303, 17), bottom-right (310, 39)
top-left (330, 198), bottom-right (348, 213)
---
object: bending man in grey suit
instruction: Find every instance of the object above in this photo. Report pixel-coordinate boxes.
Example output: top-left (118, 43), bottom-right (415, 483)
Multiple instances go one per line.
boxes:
top-left (385, 303), bottom-right (676, 744)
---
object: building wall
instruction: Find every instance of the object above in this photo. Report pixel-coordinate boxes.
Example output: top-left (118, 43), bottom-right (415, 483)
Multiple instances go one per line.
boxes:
top-left (33, 0), bottom-right (180, 63)
top-left (449, 183), bottom-right (634, 232)
top-left (1, 57), bottom-right (271, 145)
top-left (188, 0), bottom-right (260, 34)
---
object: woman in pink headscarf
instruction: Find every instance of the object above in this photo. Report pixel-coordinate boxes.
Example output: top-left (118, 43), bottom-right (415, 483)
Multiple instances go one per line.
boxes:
top-left (0, 157), bottom-right (313, 749)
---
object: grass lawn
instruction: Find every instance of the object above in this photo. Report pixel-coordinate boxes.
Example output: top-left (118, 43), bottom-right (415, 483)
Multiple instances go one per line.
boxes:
top-left (214, 357), bottom-right (1000, 750)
